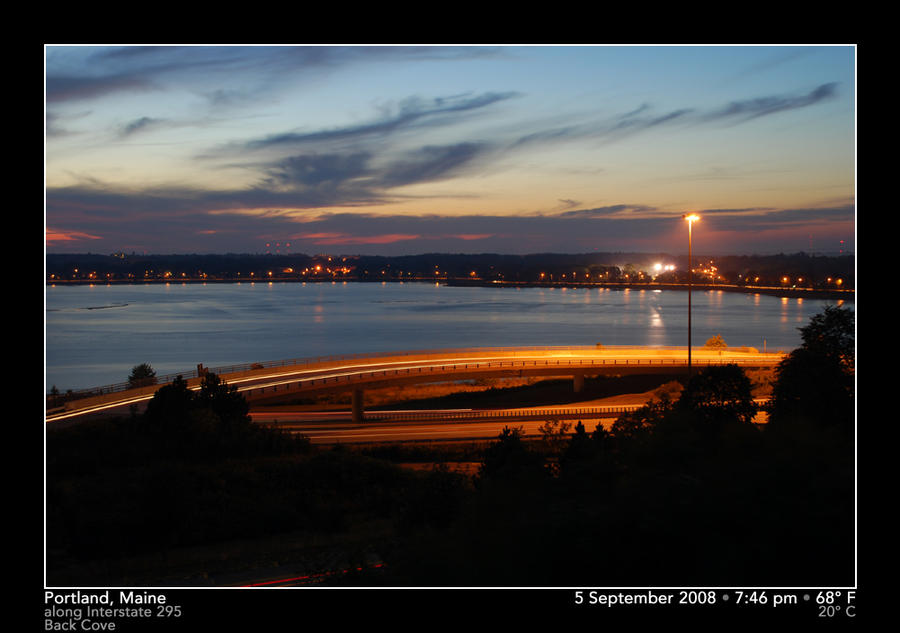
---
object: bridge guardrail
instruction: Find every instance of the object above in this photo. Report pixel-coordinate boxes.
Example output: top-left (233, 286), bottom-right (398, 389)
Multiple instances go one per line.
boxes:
top-left (363, 404), bottom-right (644, 422)
top-left (241, 356), bottom-right (783, 398)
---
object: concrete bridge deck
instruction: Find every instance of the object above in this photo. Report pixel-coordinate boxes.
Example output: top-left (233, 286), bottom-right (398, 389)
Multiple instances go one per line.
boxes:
top-left (45, 345), bottom-right (785, 423)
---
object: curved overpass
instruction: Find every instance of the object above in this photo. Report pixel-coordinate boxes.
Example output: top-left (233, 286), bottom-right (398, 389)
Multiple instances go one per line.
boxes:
top-left (45, 345), bottom-right (785, 423)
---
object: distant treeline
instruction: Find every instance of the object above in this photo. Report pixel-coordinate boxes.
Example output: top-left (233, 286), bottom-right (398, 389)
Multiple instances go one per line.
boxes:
top-left (47, 251), bottom-right (854, 289)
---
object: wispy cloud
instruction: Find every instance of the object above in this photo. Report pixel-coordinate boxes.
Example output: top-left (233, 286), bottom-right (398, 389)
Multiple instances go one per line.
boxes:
top-left (553, 205), bottom-right (659, 220)
top-left (511, 83), bottom-right (840, 149)
top-left (46, 227), bottom-right (103, 245)
top-left (117, 116), bottom-right (167, 138)
top-left (47, 46), bottom-right (501, 103)
top-left (701, 83), bottom-right (838, 124)
top-left (232, 92), bottom-right (520, 154)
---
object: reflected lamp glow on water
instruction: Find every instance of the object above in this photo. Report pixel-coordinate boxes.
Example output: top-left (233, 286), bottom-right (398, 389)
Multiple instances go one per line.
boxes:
top-left (46, 282), bottom-right (847, 391)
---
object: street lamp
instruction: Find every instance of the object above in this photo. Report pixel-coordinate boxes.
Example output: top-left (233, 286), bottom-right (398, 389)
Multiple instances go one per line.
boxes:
top-left (683, 214), bottom-right (700, 376)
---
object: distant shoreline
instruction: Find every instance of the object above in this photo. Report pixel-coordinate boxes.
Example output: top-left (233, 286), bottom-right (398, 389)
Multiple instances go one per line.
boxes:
top-left (46, 277), bottom-right (854, 301)
top-left (445, 278), bottom-right (854, 300)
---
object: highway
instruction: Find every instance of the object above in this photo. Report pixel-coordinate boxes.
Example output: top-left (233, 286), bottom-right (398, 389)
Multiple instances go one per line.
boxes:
top-left (46, 345), bottom-right (784, 423)
top-left (251, 395), bottom-right (771, 444)
top-left (250, 404), bottom-right (641, 444)
top-left (275, 418), bottom-right (569, 444)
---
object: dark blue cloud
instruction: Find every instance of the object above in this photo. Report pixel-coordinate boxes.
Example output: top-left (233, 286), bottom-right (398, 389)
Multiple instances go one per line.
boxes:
top-left (246, 140), bottom-right (496, 205)
top-left (260, 153), bottom-right (373, 189)
top-left (45, 73), bottom-right (154, 103)
top-left (378, 143), bottom-right (493, 188)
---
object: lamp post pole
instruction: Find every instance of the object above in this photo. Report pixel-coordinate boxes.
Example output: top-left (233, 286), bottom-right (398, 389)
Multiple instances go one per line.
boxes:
top-left (683, 214), bottom-right (700, 377)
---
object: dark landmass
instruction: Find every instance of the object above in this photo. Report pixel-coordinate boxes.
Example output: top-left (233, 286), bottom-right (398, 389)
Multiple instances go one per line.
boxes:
top-left (47, 251), bottom-right (854, 294)
top-left (46, 369), bottom-right (852, 588)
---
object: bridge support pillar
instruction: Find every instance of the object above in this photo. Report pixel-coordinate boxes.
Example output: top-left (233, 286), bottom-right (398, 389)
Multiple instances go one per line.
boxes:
top-left (352, 388), bottom-right (364, 424)
top-left (573, 374), bottom-right (585, 393)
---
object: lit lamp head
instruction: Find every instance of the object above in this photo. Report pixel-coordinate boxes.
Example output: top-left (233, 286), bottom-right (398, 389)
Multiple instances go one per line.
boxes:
top-left (683, 213), bottom-right (700, 224)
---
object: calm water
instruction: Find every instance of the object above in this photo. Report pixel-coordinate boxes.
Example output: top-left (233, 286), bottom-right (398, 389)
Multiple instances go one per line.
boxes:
top-left (45, 281), bottom-right (849, 391)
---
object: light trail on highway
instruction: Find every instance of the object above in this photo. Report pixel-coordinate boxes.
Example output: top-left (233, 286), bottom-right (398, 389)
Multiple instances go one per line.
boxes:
top-left (250, 396), bottom-right (771, 444)
top-left (46, 346), bottom-right (783, 423)
top-left (271, 419), bottom-right (610, 444)
top-left (250, 404), bottom-right (640, 444)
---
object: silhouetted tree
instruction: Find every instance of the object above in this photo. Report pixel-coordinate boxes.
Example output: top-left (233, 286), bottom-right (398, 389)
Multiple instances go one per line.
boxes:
top-left (128, 363), bottom-right (157, 388)
top-left (797, 304), bottom-right (854, 369)
top-left (558, 420), bottom-right (616, 485)
top-left (610, 395), bottom-right (673, 441)
top-left (675, 364), bottom-right (758, 435)
top-left (142, 375), bottom-right (194, 434)
top-left (560, 421), bottom-right (591, 463)
top-left (197, 371), bottom-right (251, 431)
top-left (138, 372), bottom-right (302, 457)
top-left (534, 418), bottom-right (569, 478)
top-left (768, 305), bottom-right (854, 432)
top-left (591, 420), bottom-right (611, 444)
top-left (475, 426), bottom-right (546, 486)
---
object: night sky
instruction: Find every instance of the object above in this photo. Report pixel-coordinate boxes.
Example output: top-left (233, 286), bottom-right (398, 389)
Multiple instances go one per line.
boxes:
top-left (45, 45), bottom-right (855, 256)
